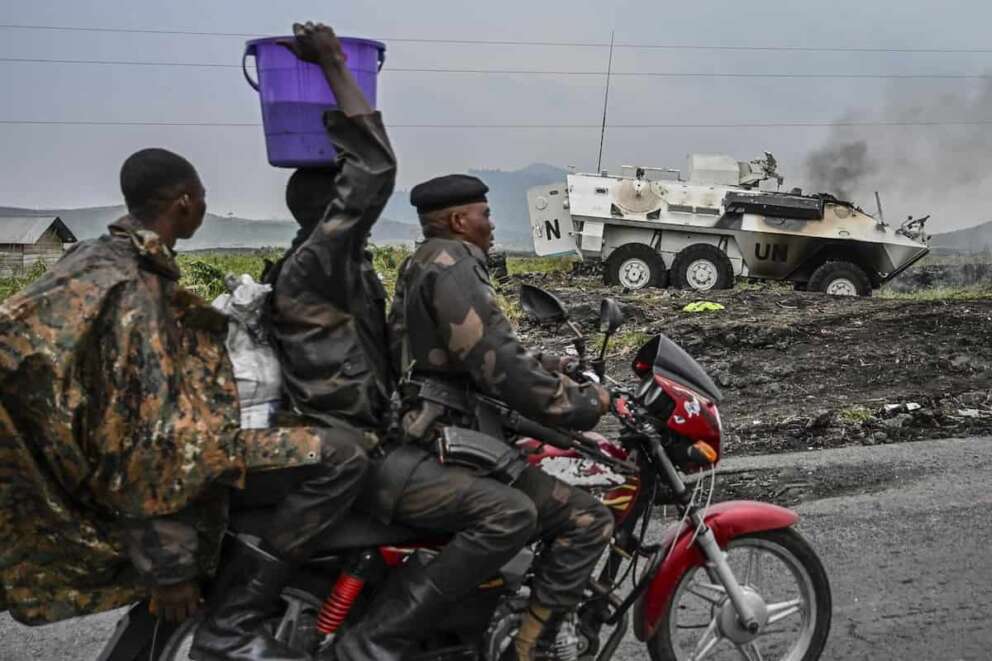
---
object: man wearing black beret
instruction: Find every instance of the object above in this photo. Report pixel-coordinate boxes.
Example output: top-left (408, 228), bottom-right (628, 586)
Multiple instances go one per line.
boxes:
top-left (339, 174), bottom-right (613, 660)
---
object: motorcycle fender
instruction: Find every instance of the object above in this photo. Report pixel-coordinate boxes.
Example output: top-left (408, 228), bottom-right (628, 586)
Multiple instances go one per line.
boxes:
top-left (633, 500), bottom-right (799, 641)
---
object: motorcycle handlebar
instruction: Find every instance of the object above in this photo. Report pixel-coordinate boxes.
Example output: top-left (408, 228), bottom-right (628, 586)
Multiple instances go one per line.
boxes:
top-left (498, 399), bottom-right (640, 474)
top-left (504, 412), bottom-right (576, 451)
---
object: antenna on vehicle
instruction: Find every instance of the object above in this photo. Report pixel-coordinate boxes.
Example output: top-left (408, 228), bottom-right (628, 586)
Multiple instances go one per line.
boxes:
top-left (595, 30), bottom-right (615, 174)
top-left (874, 191), bottom-right (888, 229)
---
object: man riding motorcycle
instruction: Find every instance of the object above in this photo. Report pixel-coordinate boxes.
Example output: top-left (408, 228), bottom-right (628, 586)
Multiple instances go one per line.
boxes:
top-left (339, 174), bottom-right (614, 661)
top-left (189, 22), bottom-right (396, 661)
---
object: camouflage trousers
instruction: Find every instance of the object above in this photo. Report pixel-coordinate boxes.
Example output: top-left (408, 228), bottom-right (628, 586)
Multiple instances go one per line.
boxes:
top-left (389, 460), bottom-right (614, 609)
top-left (232, 429), bottom-right (369, 563)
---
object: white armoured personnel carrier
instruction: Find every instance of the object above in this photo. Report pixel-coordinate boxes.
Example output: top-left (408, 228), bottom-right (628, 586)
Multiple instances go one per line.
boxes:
top-left (527, 153), bottom-right (930, 296)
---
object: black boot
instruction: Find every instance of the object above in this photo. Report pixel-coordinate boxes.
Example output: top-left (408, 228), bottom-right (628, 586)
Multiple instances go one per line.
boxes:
top-left (334, 563), bottom-right (449, 661)
top-left (190, 539), bottom-right (310, 661)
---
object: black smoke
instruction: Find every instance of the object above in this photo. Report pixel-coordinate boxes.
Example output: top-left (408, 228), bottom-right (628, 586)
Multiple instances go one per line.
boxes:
top-left (802, 78), bottom-right (992, 233)
top-left (804, 139), bottom-right (877, 201)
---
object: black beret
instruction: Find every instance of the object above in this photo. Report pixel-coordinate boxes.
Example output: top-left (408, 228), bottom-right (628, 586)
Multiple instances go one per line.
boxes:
top-left (410, 174), bottom-right (489, 214)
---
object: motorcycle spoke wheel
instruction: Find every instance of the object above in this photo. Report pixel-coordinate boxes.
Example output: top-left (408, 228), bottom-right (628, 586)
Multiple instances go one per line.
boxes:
top-left (648, 529), bottom-right (831, 661)
top-left (738, 641), bottom-right (765, 661)
top-left (692, 618), bottom-right (722, 659)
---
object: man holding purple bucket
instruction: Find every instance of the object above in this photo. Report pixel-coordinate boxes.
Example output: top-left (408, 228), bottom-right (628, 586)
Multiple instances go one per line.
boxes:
top-left (190, 23), bottom-right (390, 661)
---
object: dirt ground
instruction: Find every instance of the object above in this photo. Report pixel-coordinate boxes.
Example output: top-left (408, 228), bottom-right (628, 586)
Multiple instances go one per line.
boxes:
top-left (508, 271), bottom-right (992, 459)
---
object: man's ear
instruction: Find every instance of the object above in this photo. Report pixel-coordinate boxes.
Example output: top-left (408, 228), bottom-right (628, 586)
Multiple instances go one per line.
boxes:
top-left (448, 209), bottom-right (465, 234)
top-left (168, 194), bottom-right (190, 218)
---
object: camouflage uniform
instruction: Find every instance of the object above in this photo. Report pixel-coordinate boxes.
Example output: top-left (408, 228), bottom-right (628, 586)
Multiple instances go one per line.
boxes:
top-left (386, 237), bottom-right (614, 609)
top-left (0, 218), bottom-right (324, 625)
top-left (268, 111), bottom-right (396, 433)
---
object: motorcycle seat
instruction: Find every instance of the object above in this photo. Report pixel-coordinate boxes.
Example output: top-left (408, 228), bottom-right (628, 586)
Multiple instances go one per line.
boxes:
top-left (229, 507), bottom-right (430, 551)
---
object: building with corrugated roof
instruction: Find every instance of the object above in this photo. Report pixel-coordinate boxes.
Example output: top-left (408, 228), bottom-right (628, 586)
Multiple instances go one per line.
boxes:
top-left (0, 216), bottom-right (77, 276)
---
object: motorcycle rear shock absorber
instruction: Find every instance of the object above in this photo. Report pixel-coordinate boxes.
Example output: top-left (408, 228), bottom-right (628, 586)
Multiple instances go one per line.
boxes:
top-left (316, 550), bottom-right (377, 635)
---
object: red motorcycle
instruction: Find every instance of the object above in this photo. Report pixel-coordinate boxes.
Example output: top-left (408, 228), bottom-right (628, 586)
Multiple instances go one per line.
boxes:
top-left (100, 285), bottom-right (830, 661)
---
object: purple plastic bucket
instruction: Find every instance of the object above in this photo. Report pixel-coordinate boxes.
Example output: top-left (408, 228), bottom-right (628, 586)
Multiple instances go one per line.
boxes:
top-left (243, 36), bottom-right (386, 168)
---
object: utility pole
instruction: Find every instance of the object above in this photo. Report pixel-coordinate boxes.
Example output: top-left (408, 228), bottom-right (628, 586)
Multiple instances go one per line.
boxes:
top-left (596, 30), bottom-right (615, 173)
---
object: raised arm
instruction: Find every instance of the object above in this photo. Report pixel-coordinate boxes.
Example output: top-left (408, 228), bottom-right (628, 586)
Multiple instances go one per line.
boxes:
top-left (280, 22), bottom-right (397, 279)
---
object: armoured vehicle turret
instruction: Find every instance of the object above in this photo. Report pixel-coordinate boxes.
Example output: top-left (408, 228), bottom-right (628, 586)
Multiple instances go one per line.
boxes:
top-left (527, 153), bottom-right (929, 296)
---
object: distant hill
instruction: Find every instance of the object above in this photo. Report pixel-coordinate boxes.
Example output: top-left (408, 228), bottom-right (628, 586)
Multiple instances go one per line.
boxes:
top-left (0, 205), bottom-right (419, 250)
top-left (930, 220), bottom-right (992, 255)
top-left (0, 162), bottom-right (566, 252)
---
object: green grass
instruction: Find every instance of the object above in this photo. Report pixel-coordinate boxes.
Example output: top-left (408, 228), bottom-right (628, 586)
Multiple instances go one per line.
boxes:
top-left (177, 250), bottom-right (282, 300)
top-left (6, 247), bottom-right (990, 309)
top-left (0, 246), bottom-right (538, 322)
top-left (0, 261), bottom-right (48, 303)
top-left (921, 253), bottom-right (992, 266)
top-left (506, 255), bottom-right (576, 276)
top-left (595, 330), bottom-right (651, 357)
top-left (369, 245), bottom-right (410, 299)
top-left (878, 286), bottom-right (992, 301)
top-left (837, 405), bottom-right (873, 424)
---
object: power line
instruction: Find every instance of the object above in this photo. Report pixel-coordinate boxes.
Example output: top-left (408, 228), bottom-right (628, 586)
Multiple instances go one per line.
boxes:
top-left (0, 56), bottom-right (238, 69)
top-left (391, 70), bottom-right (992, 80)
top-left (3, 119), bottom-right (992, 129)
top-left (2, 56), bottom-right (990, 80)
top-left (2, 22), bottom-right (992, 54)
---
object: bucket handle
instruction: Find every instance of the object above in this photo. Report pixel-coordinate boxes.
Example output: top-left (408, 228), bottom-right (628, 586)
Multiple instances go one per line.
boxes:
top-left (242, 44), bottom-right (259, 91)
top-left (377, 47), bottom-right (386, 72)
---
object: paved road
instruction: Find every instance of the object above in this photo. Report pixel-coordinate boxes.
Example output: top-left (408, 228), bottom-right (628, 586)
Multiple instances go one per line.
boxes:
top-left (3, 436), bottom-right (991, 660)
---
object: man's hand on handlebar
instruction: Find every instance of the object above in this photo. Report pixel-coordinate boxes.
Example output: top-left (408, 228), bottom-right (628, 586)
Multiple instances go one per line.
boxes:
top-left (558, 354), bottom-right (580, 376)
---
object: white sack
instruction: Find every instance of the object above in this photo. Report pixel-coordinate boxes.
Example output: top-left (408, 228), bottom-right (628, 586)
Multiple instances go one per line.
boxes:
top-left (212, 274), bottom-right (282, 429)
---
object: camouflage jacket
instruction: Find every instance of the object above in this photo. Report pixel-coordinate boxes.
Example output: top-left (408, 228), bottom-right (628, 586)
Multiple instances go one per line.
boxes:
top-left (388, 238), bottom-right (603, 431)
top-left (269, 111), bottom-right (397, 431)
top-left (0, 218), bottom-right (322, 624)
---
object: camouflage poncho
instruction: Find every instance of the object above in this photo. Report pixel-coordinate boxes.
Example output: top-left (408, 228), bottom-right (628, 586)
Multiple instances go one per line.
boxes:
top-left (0, 218), bottom-right (320, 624)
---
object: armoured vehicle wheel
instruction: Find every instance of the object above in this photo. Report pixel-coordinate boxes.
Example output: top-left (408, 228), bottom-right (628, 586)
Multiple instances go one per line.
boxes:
top-left (671, 244), bottom-right (734, 291)
top-left (605, 244), bottom-right (668, 289)
top-left (808, 261), bottom-right (872, 297)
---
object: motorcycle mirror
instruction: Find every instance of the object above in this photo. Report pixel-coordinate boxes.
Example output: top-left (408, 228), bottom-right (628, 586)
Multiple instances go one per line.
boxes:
top-left (519, 284), bottom-right (569, 325)
top-left (598, 298), bottom-right (624, 335)
top-left (595, 298), bottom-right (625, 373)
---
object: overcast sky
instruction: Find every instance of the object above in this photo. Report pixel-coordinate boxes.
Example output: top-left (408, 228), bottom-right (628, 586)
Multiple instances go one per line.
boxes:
top-left (2, 0), bottom-right (991, 231)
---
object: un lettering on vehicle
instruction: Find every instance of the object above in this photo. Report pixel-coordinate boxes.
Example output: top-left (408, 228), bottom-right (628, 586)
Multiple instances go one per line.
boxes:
top-left (754, 242), bottom-right (789, 262)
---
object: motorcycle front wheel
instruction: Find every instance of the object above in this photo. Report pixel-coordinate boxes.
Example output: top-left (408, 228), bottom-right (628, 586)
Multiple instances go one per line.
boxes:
top-left (649, 528), bottom-right (831, 661)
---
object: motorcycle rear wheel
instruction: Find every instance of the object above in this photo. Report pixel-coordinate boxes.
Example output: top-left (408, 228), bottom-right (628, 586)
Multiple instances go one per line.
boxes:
top-left (648, 528), bottom-right (831, 661)
top-left (156, 617), bottom-right (198, 660)
top-left (155, 588), bottom-right (323, 660)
